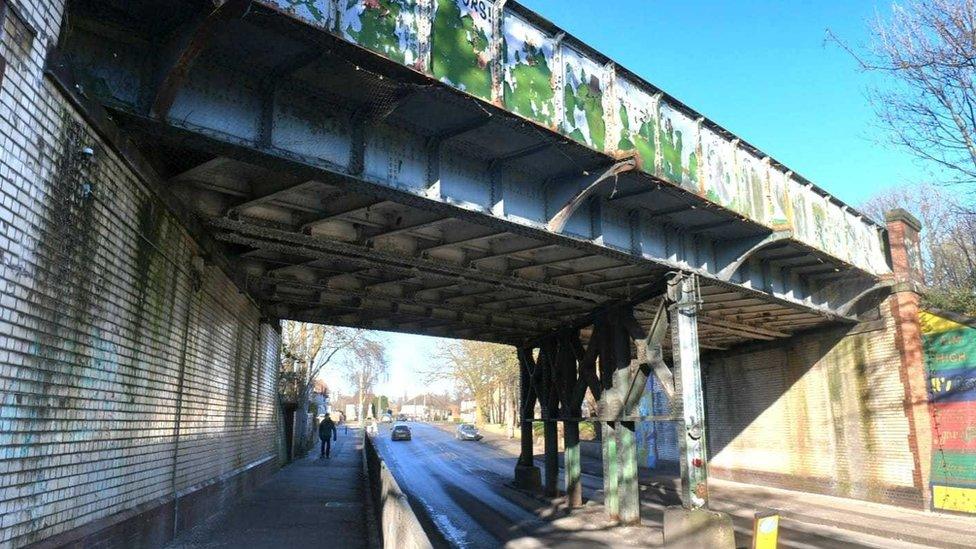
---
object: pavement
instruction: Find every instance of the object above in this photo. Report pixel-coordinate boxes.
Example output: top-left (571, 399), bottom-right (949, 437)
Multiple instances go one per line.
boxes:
top-left (166, 427), bottom-right (372, 549)
top-left (449, 423), bottom-right (976, 549)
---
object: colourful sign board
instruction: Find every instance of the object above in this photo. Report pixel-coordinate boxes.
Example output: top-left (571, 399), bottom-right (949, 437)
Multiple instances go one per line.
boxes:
top-left (922, 311), bottom-right (976, 514)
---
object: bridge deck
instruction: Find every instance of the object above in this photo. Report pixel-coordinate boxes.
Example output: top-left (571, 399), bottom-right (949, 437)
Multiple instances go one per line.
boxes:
top-left (58, 0), bottom-right (891, 345)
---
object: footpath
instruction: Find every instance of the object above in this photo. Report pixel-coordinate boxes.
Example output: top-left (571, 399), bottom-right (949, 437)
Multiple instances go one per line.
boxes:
top-left (460, 424), bottom-right (976, 549)
top-left (166, 428), bottom-right (371, 549)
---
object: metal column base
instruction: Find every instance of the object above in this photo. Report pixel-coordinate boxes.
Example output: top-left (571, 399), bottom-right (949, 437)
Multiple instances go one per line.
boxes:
top-left (662, 507), bottom-right (735, 549)
top-left (514, 464), bottom-right (542, 492)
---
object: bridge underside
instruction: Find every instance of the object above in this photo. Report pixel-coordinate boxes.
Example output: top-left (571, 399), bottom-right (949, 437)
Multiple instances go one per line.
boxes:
top-left (61, 0), bottom-right (882, 349)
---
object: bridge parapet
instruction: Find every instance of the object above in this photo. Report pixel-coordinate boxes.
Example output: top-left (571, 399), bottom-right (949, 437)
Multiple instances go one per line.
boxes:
top-left (260, 0), bottom-right (890, 276)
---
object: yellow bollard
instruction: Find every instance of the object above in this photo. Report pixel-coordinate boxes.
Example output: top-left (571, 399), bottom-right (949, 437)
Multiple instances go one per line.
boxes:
top-left (752, 511), bottom-right (779, 549)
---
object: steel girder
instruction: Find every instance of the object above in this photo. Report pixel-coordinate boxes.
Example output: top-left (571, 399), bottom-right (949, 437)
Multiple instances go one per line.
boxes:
top-left (57, 8), bottom-right (882, 326)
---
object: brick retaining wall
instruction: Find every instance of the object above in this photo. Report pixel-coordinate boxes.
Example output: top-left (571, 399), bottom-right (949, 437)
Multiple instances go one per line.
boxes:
top-left (0, 2), bottom-right (281, 546)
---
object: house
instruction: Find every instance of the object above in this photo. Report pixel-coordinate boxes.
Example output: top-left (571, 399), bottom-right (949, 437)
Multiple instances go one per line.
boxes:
top-left (398, 393), bottom-right (452, 421)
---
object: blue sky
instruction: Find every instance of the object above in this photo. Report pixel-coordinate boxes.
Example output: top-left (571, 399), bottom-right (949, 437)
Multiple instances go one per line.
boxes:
top-left (332, 1), bottom-right (935, 399)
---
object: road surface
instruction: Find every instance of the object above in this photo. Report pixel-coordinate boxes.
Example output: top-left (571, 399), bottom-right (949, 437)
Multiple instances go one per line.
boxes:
top-left (372, 423), bottom-right (931, 549)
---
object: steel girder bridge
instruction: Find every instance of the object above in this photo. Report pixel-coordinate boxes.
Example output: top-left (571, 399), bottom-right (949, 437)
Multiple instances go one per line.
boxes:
top-left (57, 0), bottom-right (895, 524)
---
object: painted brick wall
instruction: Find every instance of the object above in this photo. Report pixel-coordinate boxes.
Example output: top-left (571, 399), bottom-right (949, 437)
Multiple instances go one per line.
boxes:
top-left (636, 299), bottom-right (923, 508)
top-left (703, 301), bottom-right (922, 508)
top-left (0, 1), bottom-right (281, 546)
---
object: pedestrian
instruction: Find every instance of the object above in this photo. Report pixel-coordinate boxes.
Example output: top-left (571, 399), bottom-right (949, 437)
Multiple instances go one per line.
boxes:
top-left (319, 414), bottom-right (337, 459)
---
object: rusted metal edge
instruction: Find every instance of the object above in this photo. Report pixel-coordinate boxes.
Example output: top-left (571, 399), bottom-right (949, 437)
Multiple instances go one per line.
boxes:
top-left (151, 0), bottom-right (253, 120)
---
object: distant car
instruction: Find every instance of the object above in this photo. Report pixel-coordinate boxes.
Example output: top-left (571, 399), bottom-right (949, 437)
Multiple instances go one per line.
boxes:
top-left (455, 423), bottom-right (483, 441)
top-left (381, 413), bottom-right (393, 423)
top-left (396, 414), bottom-right (407, 422)
top-left (391, 424), bottom-right (412, 441)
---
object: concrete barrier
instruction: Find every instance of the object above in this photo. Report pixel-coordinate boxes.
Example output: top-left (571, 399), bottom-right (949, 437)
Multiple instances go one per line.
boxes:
top-left (363, 434), bottom-right (433, 549)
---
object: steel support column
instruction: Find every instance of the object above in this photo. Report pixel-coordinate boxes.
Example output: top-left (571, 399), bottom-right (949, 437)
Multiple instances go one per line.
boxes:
top-left (601, 420), bottom-right (619, 520)
top-left (611, 311), bottom-right (641, 523)
top-left (564, 420), bottom-right (582, 507)
top-left (544, 420), bottom-right (559, 497)
top-left (540, 341), bottom-right (561, 498)
top-left (670, 274), bottom-right (710, 509)
top-left (618, 420), bottom-right (640, 525)
top-left (515, 347), bottom-right (541, 491)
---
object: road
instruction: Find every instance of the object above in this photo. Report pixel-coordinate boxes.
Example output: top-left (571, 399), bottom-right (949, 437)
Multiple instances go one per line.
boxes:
top-left (372, 423), bottom-right (932, 549)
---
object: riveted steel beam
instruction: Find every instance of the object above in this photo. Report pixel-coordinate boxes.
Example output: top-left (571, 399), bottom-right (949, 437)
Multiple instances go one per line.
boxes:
top-left (211, 218), bottom-right (612, 306)
top-left (151, 0), bottom-right (252, 120)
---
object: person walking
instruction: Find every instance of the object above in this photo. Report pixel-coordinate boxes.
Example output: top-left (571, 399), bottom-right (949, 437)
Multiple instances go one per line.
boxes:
top-left (318, 414), bottom-right (338, 459)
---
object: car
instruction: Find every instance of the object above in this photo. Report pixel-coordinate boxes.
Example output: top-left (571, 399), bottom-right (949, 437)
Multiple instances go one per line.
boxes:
top-left (391, 424), bottom-right (412, 441)
top-left (396, 414), bottom-right (407, 422)
top-left (455, 423), bottom-right (483, 441)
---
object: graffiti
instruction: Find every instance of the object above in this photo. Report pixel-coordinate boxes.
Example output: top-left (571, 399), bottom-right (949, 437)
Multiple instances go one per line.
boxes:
top-left (432, 0), bottom-right (494, 100)
top-left (616, 78), bottom-right (657, 171)
top-left (502, 13), bottom-right (556, 126)
top-left (736, 152), bottom-right (766, 222)
top-left (922, 310), bottom-right (976, 514)
top-left (635, 375), bottom-right (678, 469)
top-left (700, 128), bottom-right (738, 213)
top-left (561, 47), bottom-right (605, 151)
top-left (658, 102), bottom-right (698, 191)
top-left (341, 0), bottom-right (422, 66)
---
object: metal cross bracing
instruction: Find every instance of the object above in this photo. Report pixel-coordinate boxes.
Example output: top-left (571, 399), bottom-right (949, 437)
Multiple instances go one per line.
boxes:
top-left (55, 0), bottom-right (895, 350)
top-left (514, 273), bottom-right (711, 521)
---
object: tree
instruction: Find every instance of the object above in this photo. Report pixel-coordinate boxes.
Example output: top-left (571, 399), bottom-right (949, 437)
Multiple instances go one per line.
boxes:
top-left (837, 0), bottom-right (976, 198)
top-left (425, 340), bottom-right (519, 436)
top-left (341, 332), bottom-right (389, 427)
top-left (279, 322), bottom-right (383, 452)
top-left (861, 184), bottom-right (976, 314)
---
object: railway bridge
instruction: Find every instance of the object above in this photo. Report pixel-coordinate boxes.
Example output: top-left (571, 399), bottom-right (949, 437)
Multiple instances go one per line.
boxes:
top-left (0, 0), bottom-right (937, 546)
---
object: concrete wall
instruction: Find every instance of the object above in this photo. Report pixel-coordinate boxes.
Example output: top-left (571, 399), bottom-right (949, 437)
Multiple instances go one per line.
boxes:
top-left (363, 434), bottom-right (433, 549)
top-left (636, 297), bottom-right (926, 508)
top-left (0, 2), bottom-right (281, 546)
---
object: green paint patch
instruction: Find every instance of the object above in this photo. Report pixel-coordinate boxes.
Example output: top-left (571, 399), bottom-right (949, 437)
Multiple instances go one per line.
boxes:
top-left (659, 123), bottom-right (697, 188)
top-left (563, 69), bottom-right (605, 150)
top-left (932, 452), bottom-right (976, 484)
top-left (343, 0), bottom-right (417, 65)
top-left (503, 45), bottom-right (554, 126)
top-left (432, 0), bottom-right (492, 100)
top-left (617, 105), bottom-right (656, 170)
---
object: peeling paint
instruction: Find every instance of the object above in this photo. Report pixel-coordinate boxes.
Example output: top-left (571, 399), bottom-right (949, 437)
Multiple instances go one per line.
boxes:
top-left (501, 12), bottom-right (555, 126)
top-left (561, 46), bottom-right (604, 151)
top-left (658, 102), bottom-right (698, 192)
top-left (266, 0), bottom-right (334, 27)
top-left (341, 0), bottom-right (422, 66)
top-left (615, 78), bottom-right (657, 172)
top-left (432, 0), bottom-right (494, 100)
